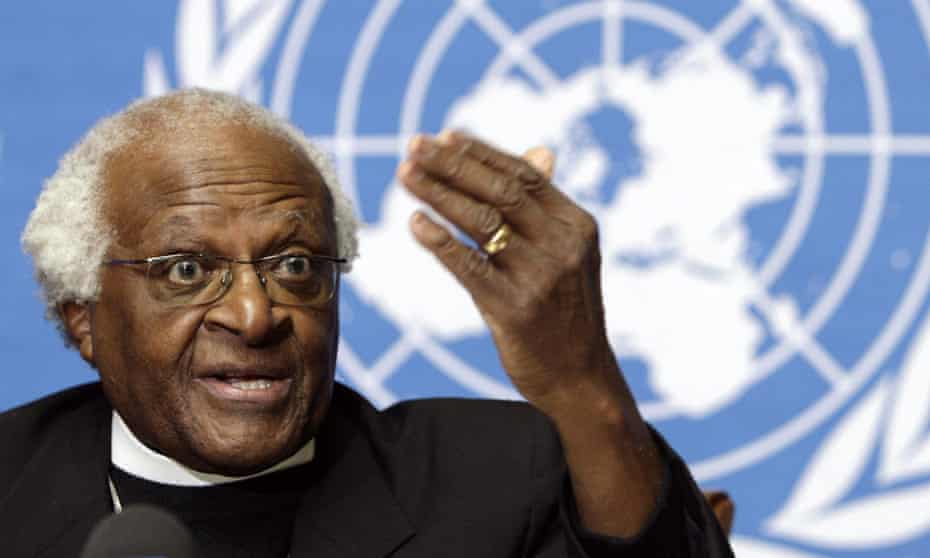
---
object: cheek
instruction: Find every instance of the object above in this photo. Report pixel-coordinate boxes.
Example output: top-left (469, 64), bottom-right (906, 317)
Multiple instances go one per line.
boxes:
top-left (290, 312), bottom-right (338, 435)
top-left (101, 307), bottom-right (200, 373)
top-left (293, 310), bottom-right (338, 366)
top-left (93, 281), bottom-right (202, 410)
top-left (289, 311), bottom-right (338, 408)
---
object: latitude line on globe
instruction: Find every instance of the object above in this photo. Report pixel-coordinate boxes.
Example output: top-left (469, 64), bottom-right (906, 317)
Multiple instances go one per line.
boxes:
top-left (313, 135), bottom-right (404, 157)
top-left (773, 134), bottom-right (930, 156)
top-left (307, 132), bottom-right (930, 160)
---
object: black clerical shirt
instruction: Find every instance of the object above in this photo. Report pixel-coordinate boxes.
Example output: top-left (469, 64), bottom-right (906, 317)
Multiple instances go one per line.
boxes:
top-left (110, 464), bottom-right (316, 558)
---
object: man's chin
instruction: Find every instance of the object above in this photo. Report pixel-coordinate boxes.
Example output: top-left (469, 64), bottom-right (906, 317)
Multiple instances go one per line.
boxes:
top-left (182, 404), bottom-right (309, 476)
top-left (186, 430), bottom-right (305, 476)
top-left (168, 373), bottom-right (327, 475)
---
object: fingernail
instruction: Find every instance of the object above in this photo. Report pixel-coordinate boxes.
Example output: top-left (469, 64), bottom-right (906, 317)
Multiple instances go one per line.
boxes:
top-left (437, 130), bottom-right (454, 145)
top-left (410, 135), bottom-right (438, 159)
top-left (539, 150), bottom-right (555, 171)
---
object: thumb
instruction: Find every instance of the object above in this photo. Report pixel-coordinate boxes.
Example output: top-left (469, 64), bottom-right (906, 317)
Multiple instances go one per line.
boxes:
top-left (523, 146), bottom-right (555, 179)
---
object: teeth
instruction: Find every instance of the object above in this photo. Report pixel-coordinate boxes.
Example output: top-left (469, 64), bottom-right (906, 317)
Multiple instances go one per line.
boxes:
top-left (228, 379), bottom-right (274, 391)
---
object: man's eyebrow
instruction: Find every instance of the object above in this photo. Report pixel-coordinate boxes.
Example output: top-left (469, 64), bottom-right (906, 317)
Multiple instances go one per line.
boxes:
top-left (269, 210), bottom-right (326, 244)
top-left (259, 209), bottom-right (324, 233)
top-left (147, 210), bottom-right (329, 252)
top-left (151, 214), bottom-right (209, 248)
top-left (258, 208), bottom-right (313, 223)
top-left (160, 214), bottom-right (200, 230)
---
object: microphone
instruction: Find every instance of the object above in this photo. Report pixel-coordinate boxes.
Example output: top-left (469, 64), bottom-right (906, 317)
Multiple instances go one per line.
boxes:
top-left (81, 504), bottom-right (196, 558)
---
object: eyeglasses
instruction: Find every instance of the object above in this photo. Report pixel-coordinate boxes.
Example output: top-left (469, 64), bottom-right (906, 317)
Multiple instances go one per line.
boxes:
top-left (103, 253), bottom-right (346, 308)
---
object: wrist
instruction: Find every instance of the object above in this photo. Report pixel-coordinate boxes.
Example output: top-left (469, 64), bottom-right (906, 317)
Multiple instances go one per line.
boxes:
top-left (533, 364), bottom-right (635, 434)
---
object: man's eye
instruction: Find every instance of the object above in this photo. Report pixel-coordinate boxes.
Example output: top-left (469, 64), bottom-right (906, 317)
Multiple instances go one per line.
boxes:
top-left (276, 255), bottom-right (313, 278)
top-left (167, 258), bottom-right (206, 284)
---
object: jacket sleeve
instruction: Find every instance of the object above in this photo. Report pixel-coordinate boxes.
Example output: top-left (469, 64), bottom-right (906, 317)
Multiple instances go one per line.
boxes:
top-left (525, 420), bottom-right (734, 558)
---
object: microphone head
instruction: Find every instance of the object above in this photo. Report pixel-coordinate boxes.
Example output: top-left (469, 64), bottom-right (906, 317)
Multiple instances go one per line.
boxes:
top-left (81, 504), bottom-right (196, 558)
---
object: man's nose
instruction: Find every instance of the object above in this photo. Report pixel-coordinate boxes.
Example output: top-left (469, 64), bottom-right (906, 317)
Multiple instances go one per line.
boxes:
top-left (203, 265), bottom-right (289, 345)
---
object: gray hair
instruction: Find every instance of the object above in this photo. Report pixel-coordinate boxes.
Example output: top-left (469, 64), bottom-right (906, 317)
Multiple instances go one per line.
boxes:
top-left (22, 88), bottom-right (359, 340)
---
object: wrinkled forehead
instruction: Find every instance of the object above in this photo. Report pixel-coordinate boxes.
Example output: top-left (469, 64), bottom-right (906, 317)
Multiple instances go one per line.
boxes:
top-left (100, 118), bottom-right (333, 250)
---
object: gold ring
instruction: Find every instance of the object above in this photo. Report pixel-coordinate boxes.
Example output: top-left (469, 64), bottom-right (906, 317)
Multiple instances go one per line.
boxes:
top-left (482, 223), bottom-right (512, 256)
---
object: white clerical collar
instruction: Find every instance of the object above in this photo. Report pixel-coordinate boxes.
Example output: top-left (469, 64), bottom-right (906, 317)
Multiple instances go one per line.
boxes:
top-left (110, 411), bottom-right (315, 487)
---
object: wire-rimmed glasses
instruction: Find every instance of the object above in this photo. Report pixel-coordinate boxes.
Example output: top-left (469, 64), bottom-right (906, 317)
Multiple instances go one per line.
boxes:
top-left (103, 252), bottom-right (346, 308)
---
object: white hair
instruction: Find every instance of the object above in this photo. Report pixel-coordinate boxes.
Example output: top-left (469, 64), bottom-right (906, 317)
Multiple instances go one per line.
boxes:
top-left (22, 88), bottom-right (359, 341)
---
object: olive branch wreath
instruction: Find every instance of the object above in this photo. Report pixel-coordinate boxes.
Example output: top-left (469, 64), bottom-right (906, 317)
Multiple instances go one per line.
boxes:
top-left (144, 0), bottom-right (292, 101)
top-left (760, 303), bottom-right (930, 551)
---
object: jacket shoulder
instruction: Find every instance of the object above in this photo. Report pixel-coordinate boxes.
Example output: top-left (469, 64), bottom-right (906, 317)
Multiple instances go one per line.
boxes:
top-left (0, 383), bottom-right (109, 492)
top-left (335, 391), bottom-right (569, 552)
top-left (333, 384), bottom-right (565, 467)
top-left (383, 396), bottom-right (552, 443)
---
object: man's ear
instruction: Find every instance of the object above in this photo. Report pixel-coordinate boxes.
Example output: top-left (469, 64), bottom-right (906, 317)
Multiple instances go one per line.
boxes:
top-left (60, 302), bottom-right (95, 365)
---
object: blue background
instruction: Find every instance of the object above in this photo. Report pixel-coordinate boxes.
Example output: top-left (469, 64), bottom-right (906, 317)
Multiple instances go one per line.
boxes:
top-left (3, 2), bottom-right (930, 556)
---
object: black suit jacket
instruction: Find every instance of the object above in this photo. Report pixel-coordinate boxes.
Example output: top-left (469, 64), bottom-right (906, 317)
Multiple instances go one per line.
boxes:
top-left (0, 382), bottom-right (732, 557)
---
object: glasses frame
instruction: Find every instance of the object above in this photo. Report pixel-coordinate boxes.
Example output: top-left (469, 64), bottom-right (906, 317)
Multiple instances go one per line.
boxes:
top-left (103, 252), bottom-right (347, 308)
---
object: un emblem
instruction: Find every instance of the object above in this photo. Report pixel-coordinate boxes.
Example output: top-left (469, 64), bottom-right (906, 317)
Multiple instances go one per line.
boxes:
top-left (146, 1), bottom-right (930, 555)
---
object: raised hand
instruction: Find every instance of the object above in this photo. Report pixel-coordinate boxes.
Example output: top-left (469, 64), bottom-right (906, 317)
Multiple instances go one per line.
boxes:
top-left (397, 131), bottom-right (665, 537)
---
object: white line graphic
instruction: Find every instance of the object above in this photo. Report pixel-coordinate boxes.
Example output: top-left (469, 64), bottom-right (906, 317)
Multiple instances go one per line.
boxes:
top-left (463, 1), bottom-right (561, 89)
top-left (708, 1), bottom-right (756, 46)
top-left (775, 134), bottom-right (930, 156)
top-left (368, 336), bottom-right (416, 383)
top-left (753, 288), bottom-right (849, 387)
top-left (314, 134), bottom-right (407, 156)
top-left (602, 0), bottom-right (623, 69)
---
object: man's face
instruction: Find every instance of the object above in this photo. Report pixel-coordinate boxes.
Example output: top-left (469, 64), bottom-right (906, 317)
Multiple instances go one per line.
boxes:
top-left (82, 121), bottom-right (338, 475)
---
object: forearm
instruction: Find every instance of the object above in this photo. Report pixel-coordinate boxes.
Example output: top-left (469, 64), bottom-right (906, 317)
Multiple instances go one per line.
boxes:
top-left (545, 370), bottom-right (665, 538)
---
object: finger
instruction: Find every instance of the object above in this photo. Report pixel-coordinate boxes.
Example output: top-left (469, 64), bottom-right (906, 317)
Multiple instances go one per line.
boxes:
top-left (398, 161), bottom-right (573, 258)
top-left (399, 162), bottom-right (504, 245)
top-left (523, 146), bottom-right (555, 179)
top-left (437, 130), bottom-right (543, 185)
top-left (407, 136), bottom-right (558, 234)
top-left (438, 131), bottom-right (582, 218)
top-left (413, 133), bottom-right (599, 262)
top-left (401, 163), bottom-right (568, 279)
top-left (408, 209), bottom-right (554, 305)
top-left (408, 211), bottom-right (514, 301)
top-left (450, 133), bottom-right (598, 240)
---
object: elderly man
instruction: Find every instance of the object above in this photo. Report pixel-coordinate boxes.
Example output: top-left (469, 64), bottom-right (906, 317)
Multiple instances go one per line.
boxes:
top-left (1, 89), bottom-right (732, 557)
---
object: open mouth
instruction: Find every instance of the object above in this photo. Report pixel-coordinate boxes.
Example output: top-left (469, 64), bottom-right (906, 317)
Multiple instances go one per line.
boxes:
top-left (196, 373), bottom-right (294, 404)
top-left (223, 377), bottom-right (276, 391)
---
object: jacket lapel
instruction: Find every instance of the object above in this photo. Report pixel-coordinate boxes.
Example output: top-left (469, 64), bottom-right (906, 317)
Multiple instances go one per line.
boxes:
top-left (0, 391), bottom-right (112, 557)
top-left (290, 387), bottom-right (415, 557)
top-left (0, 383), bottom-right (414, 557)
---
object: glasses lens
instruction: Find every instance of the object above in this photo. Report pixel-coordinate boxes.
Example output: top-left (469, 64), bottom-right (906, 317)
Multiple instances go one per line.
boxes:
top-left (146, 255), bottom-right (227, 307)
top-left (262, 255), bottom-right (337, 307)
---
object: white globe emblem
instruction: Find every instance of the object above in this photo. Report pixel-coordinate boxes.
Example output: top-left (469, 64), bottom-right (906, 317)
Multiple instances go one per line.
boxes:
top-left (322, 0), bottom-right (910, 483)
top-left (148, 1), bottom-right (930, 549)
